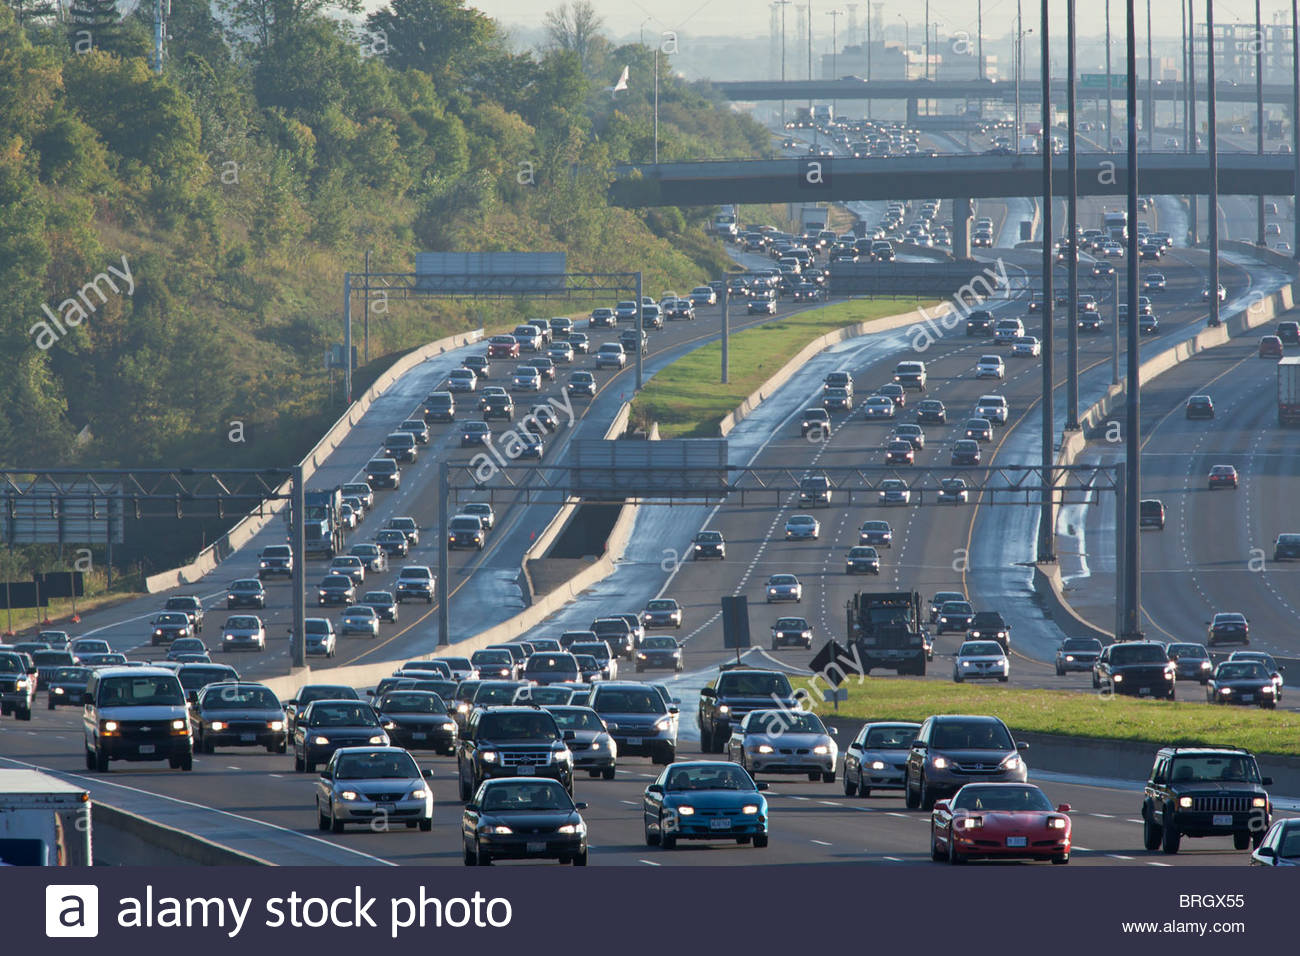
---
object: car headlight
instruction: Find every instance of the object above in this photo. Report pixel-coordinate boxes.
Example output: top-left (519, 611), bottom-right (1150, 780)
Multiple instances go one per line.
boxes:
top-left (677, 806), bottom-right (695, 816)
top-left (932, 756), bottom-right (948, 769)
top-left (556, 749), bottom-right (572, 763)
top-left (870, 760), bottom-right (886, 771)
top-left (557, 822), bottom-right (586, 834)
top-left (718, 705), bottom-right (730, 714)
top-left (313, 735), bottom-right (330, 745)
top-left (1252, 797), bottom-right (1268, 808)
top-left (442, 722), bottom-right (456, 731)
top-left (961, 816), bottom-right (983, 829)
top-left (1201, 661), bottom-right (1212, 669)
top-left (1113, 674), bottom-right (1124, 683)
top-left (637, 652), bottom-right (647, 659)
top-left (1000, 754), bottom-right (1022, 771)
top-left (1263, 685), bottom-right (1276, 694)
top-left (961, 661), bottom-right (972, 668)
top-left (210, 721), bottom-right (226, 731)
top-left (813, 744), bottom-right (830, 755)
top-left (1048, 817), bottom-right (1067, 830)
top-left (1064, 655), bottom-right (1074, 662)
top-left (1220, 687), bottom-right (1232, 695)
top-left (338, 790), bottom-right (359, 801)
top-left (269, 721), bottom-right (284, 731)
top-left (53, 687), bottom-right (64, 695)
top-left (409, 788), bottom-right (428, 800)
top-left (1178, 796), bottom-right (1194, 808)
top-left (318, 590), bottom-right (326, 597)
top-left (154, 629), bottom-right (164, 636)
top-left (487, 825), bottom-right (513, 835)
top-left (481, 751), bottom-right (498, 763)
top-left (742, 804), bottom-right (760, 815)
top-left (102, 721), bottom-right (119, 733)
top-left (755, 744), bottom-right (775, 754)
top-left (368, 735), bottom-right (386, 744)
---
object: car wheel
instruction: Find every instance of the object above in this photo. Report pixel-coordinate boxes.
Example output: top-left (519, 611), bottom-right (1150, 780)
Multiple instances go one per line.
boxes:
top-left (201, 735), bottom-right (214, 754)
top-left (1161, 820), bottom-right (1181, 854)
top-left (329, 803), bottom-right (344, 834)
top-left (294, 753), bottom-right (304, 772)
top-left (1252, 829), bottom-right (1266, 849)
top-left (94, 747), bottom-right (109, 772)
top-left (947, 836), bottom-right (965, 865)
top-left (752, 832), bottom-right (768, 848)
top-left (84, 748), bottom-right (95, 771)
top-left (930, 828), bottom-right (946, 862)
top-left (419, 817), bottom-right (432, 832)
top-left (1056, 664), bottom-right (1064, 676)
top-left (843, 774), bottom-right (858, 797)
top-left (464, 843), bottom-right (477, 866)
top-left (476, 841), bottom-right (492, 866)
top-left (179, 753), bottom-right (193, 772)
top-left (458, 773), bottom-right (472, 802)
top-left (905, 775), bottom-right (921, 809)
top-left (645, 825), bottom-right (660, 847)
top-left (48, 699), bottom-right (56, 710)
top-left (317, 804), bottom-right (330, 832)
top-left (919, 775), bottom-right (936, 811)
top-left (304, 759), bottom-right (316, 774)
top-left (1142, 812), bottom-right (1163, 851)
top-left (1233, 831), bottom-right (1251, 851)
top-left (661, 833), bottom-right (677, 850)
top-left (572, 848), bottom-right (589, 866)
top-left (602, 766), bottom-right (616, 781)
top-left (1051, 852), bottom-right (1069, 864)
top-left (822, 771), bottom-right (836, 784)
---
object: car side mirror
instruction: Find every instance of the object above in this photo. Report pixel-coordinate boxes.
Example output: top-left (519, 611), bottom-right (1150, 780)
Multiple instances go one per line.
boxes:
top-left (320, 770), bottom-right (332, 780)
top-left (671, 697), bottom-right (681, 706)
top-left (829, 726), bottom-right (839, 735)
top-left (465, 801), bottom-right (477, 811)
top-left (933, 800), bottom-right (950, 812)
top-left (423, 768), bottom-right (435, 779)
top-left (1057, 803), bottom-right (1072, 813)
top-left (668, 705), bottom-right (679, 715)
top-left (700, 688), bottom-right (715, 699)
top-left (755, 782), bottom-right (769, 791)
top-left (1016, 741), bottom-right (1028, 751)
top-left (574, 802), bottom-right (588, 811)
top-left (911, 739), bottom-right (925, 749)
top-left (848, 742), bottom-right (861, 751)
top-left (187, 691), bottom-right (199, 705)
top-left (1262, 776), bottom-right (1274, 786)
top-left (647, 784), bottom-right (664, 794)
top-left (1255, 846), bottom-right (1276, 860)
top-left (365, 689), bottom-right (376, 696)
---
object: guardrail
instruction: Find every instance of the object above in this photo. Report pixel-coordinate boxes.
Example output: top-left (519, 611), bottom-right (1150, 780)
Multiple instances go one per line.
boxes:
top-left (145, 328), bottom-right (484, 593)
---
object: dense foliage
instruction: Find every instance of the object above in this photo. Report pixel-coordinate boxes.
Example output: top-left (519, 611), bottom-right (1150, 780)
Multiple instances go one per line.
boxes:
top-left (0, 0), bottom-right (768, 471)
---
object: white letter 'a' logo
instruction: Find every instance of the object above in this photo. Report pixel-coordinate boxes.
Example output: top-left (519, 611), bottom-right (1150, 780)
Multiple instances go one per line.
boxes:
top-left (46, 885), bottom-right (99, 937)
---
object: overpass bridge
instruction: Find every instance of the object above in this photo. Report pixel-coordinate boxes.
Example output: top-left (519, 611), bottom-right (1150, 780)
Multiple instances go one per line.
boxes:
top-left (610, 152), bottom-right (1298, 256)
top-left (716, 77), bottom-right (1298, 130)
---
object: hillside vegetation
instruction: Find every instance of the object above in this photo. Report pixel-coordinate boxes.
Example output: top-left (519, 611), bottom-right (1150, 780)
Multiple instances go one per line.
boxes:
top-left (0, 0), bottom-right (769, 577)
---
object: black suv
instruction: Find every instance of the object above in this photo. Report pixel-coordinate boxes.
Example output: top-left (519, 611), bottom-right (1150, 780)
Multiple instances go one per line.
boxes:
top-left (257, 545), bottom-right (293, 579)
top-left (965, 310), bottom-right (994, 336)
top-left (966, 611), bottom-right (1011, 651)
top-left (1093, 641), bottom-right (1176, 699)
top-left (164, 595), bottom-right (205, 633)
top-left (1141, 747), bottom-right (1272, 854)
top-left (697, 668), bottom-right (797, 753)
top-left (456, 706), bottom-right (574, 800)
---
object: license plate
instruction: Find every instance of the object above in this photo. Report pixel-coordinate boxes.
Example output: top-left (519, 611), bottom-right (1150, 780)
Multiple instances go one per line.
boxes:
top-left (526, 841), bottom-right (547, 853)
top-left (1213, 815), bottom-right (1233, 826)
top-left (240, 733), bottom-right (256, 742)
top-left (625, 737), bottom-right (643, 746)
top-left (1138, 687), bottom-right (1151, 696)
top-left (517, 765), bottom-right (535, 775)
top-left (710, 817), bottom-right (732, 830)
top-left (1006, 836), bottom-right (1028, 847)
top-left (377, 803), bottom-right (396, 813)
top-left (1241, 695), bottom-right (1254, 703)
top-left (138, 744), bottom-right (155, 754)
top-left (412, 733), bottom-right (427, 740)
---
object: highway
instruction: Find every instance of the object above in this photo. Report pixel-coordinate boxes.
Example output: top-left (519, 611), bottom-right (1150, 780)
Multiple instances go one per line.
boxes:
top-left (6, 119), bottom-right (1297, 868)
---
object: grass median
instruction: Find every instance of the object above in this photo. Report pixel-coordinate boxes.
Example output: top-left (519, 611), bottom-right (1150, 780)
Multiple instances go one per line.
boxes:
top-left (795, 677), bottom-right (1300, 758)
top-left (632, 298), bottom-right (937, 438)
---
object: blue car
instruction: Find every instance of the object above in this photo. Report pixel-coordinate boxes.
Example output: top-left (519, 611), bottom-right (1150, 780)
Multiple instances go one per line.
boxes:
top-left (643, 760), bottom-right (769, 849)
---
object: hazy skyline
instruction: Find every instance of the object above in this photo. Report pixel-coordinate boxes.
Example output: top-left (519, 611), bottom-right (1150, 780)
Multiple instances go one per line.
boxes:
top-left (460, 0), bottom-right (1300, 44)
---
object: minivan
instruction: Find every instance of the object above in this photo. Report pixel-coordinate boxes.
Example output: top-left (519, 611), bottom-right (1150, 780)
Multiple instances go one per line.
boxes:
top-left (83, 666), bottom-right (193, 771)
top-left (1139, 499), bottom-right (1166, 530)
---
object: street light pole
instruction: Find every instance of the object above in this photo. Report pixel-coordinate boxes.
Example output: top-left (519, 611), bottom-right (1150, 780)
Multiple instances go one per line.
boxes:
top-left (1147, 0), bottom-right (1154, 142)
top-left (1207, 0), bottom-right (1221, 328)
top-left (1293, 0), bottom-right (1300, 261)
top-left (1121, 0), bottom-right (1143, 640)
top-left (1189, 0), bottom-right (1199, 242)
top-left (828, 9), bottom-right (844, 112)
top-left (1037, 0), bottom-right (1055, 564)
top-left (1257, 0), bottom-right (1266, 246)
top-left (925, 0), bottom-right (930, 80)
top-left (1106, 0), bottom-right (1113, 149)
top-left (780, 0), bottom-right (791, 127)
top-left (1066, 0), bottom-right (1080, 431)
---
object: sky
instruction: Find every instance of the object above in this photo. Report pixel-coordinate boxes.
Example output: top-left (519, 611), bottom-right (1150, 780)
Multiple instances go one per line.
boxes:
top-left (462, 1), bottom-right (1300, 43)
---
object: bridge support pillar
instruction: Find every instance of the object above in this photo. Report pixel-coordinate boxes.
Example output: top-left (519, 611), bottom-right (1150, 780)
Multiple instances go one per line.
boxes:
top-left (1141, 96), bottom-right (1153, 142)
top-left (951, 197), bottom-right (974, 260)
top-left (906, 97), bottom-right (919, 126)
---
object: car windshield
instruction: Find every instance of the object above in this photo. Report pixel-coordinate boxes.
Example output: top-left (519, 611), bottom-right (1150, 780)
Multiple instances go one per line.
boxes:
top-left (941, 602), bottom-right (972, 614)
top-left (334, 751), bottom-right (419, 780)
top-left (474, 684), bottom-right (523, 705)
top-left (33, 650), bottom-right (73, 665)
top-left (478, 713), bottom-right (560, 741)
top-left (1061, 638), bottom-right (1101, 652)
top-left (165, 599), bottom-right (197, 611)
top-left (571, 643), bottom-right (610, 661)
top-left (717, 672), bottom-right (794, 697)
top-left (98, 674), bottom-right (185, 706)
top-left (971, 612), bottom-right (1005, 627)
top-left (472, 650), bottom-right (511, 665)
top-left (1169, 755), bottom-right (1261, 784)
top-left (380, 692), bottom-right (447, 714)
top-left (548, 708), bottom-right (603, 731)
top-left (178, 668), bottom-right (237, 691)
top-left (156, 613), bottom-right (188, 625)
top-left (51, 667), bottom-right (91, 683)
top-left (525, 654), bottom-right (577, 674)
top-left (1217, 663), bottom-right (1269, 680)
top-left (697, 532), bottom-right (723, 542)
top-left (769, 575), bottom-right (797, 585)
top-left (300, 686), bottom-right (355, 704)
top-left (642, 637), bottom-right (676, 650)
top-left (308, 703), bottom-right (378, 727)
top-left (1168, 644), bottom-right (1207, 659)
top-left (202, 686), bottom-right (279, 710)
top-left (961, 642), bottom-right (1004, 656)
top-left (864, 725), bottom-right (919, 749)
top-left (953, 786), bottom-right (1054, 812)
top-left (1110, 645), bottom-right (1168, 665)
top-left (748, 711), bottom-right (824, 734)
top-left (664, 765), bottom-right (756, 792)
top-left (481, 781), bottom-right (573, 811)
top-left (594, 688), bottom-right (664, 714)
top-left (647, 600), bottom-right (677, 611)
top-left (0, 654), bottom-right (27, 674)
top-left (932, 720), bottom-right (1014, 751)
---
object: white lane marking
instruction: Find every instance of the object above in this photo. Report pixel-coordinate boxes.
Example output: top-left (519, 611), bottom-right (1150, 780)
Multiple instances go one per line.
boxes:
top-left (818, 800), bottom-right (843, 807)
top-left (620, 800), bottom-right (638, 806)
top-left (1147, 861), bottom-right (1173, 867)
top-left (1108, 854), bottom-right (1135, 861)
top-left (811, 839), bottom-right (832, 846)
top-left (1072, 845), bottom-right (1093, 851)
top-left (790, 795), bottom-right (811, 802)
top-left (883, 856), bottom-right (903, 862)
top-left (639, 859), bottom-right (662, 866)
top-left (1126, 818), bottom-right (1144, 825)
top-left (887, 811), bottom-right (910, 819)
top-left (1090, 813), bottom-right (1114, 818)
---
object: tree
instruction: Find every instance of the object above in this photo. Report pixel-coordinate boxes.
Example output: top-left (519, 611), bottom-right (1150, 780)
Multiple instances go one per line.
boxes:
top-left (5, 0), bottom-right (59, 28)
top-left (216, 0), bottom-right (362, 52)
top-left (364, 0), bottom-right (494, 79)
top-left (66, 0), bottom-right (120, 54)
top-left (543, 0), bottom-right (603, 68)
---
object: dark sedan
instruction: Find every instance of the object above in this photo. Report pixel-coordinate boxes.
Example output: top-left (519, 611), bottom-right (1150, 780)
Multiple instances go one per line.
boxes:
top-left (150, 612), bottom-right (192, 646)
top-left (316, 574), bottom-right (355, 606)
top-left (845, 546), bottom-right (881, 574)
top-left (45, 666), bottom-right (92, 709)
top-left (374, 690), bottom-right (458, 754)
top-left (191, 682), bottom-right (287, 753)
top-left (635, 636), bottom-right (684, 673)
top-left (1208, 612), bottom-right (1250, 647)
top-left (293, 699), bottom-right (389, 772)
top-left (1206, 661), bottom-right (1278, 708)
top-left (463, 778), bottom-right (588, 866)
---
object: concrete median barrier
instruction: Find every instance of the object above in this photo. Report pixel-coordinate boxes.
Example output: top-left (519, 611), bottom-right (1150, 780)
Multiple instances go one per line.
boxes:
top-left (93, 803), bottom-right (270, 866)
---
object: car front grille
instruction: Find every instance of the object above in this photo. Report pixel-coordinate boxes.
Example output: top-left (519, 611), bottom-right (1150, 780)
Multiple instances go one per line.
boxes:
top-left (499, 748), bottom-right (554, 767)
top-left (951, 760), bottom-right (1007, 775)
top-left (1191, 796), bottom-right (1251, 814)
top-left (361, 791), bottom-right (408, 803)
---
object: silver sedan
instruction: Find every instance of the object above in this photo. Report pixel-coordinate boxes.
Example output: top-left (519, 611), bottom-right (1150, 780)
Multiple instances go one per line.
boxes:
top-left (727, 710), bottom-right (838, 782)
top-left (765, 574), bottom-right (803, 603)
top-left (315, 747), bottom-right (433, 833)
top-left (340, 605), bottom-right (381, 638)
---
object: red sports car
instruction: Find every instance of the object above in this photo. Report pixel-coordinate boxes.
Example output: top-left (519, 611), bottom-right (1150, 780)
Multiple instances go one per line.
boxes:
top-left (930, 783), bottom-right (1072, 864)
